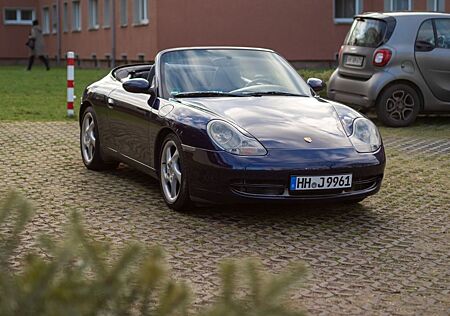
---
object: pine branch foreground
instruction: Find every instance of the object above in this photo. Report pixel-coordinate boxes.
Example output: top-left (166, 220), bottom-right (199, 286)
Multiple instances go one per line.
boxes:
top-left (0, 192), bottom-right (307, 316)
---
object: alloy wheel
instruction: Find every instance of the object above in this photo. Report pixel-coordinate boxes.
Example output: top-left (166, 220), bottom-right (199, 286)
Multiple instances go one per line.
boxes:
top-left (160, 140), bottom-right (182, 203)
top-left (385, 90), bottom-right (415, 122)
top-left (81, 112), bottom-right (96, 164)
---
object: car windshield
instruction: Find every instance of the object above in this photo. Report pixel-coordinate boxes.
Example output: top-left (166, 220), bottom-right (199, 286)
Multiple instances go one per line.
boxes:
top-left (346, 18), bottom-right (387, 48)
top-left (159, 49), bottom-right (312, 99)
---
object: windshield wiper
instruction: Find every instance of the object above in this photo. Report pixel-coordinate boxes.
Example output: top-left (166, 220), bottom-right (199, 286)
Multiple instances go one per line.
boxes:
top-left (172, 91), bottom-right (242, 98)
top-left (241, 91), bottom-right (309, 97)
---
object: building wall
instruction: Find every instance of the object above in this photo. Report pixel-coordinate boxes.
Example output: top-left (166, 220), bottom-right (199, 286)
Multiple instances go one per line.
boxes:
top-left (0, 0), bottom-right (448, 64)
top-left (36, 0), bottom-right (158, 63)
top-left (0, 0), bottom-right (37, 59)
top-left (156, 0), bottom-right (380, 62)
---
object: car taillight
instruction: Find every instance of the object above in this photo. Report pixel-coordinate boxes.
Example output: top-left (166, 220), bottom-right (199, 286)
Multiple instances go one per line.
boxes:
top-left (373, 49), bottom-right (392, 67)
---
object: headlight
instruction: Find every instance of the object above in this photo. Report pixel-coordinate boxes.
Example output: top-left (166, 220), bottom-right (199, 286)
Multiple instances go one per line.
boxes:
top-left (207, 120), bottom-right (267, 156)
top-left (350, 118), bottom-right (382, 153)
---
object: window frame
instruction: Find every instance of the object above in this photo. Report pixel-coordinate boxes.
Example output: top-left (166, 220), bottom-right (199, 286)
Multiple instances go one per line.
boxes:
top-left (42, 7), bottom-right (50, 34)
top-left (386, 0), bottom-right (413, 11)
top-left (334, 0), bottom-right (363, 24)
top-left (3, 8), bottom-right (36, 25)
top-left (71, 0), bottom-right (81, 32)
top-left (88, 0), bottom-right (99, 30)
top-left (62, 2), bottom-right (69, 32)
top-left (120, 0), bottom-right (128, 27)
top-left (103, 0), bottom-right (111, 28)
top-left (51, 4), bottom-right (57, 34)
top-left (133, 0), bottom-right (149, 26)
top-left (427, 0), bottom-right (446, 11)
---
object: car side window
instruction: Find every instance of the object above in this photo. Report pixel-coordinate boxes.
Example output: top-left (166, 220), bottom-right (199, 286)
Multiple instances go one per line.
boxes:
top-left (435, 19), bottom-right (450, 49)
top-left (416, 20), bottom-right (435, 48)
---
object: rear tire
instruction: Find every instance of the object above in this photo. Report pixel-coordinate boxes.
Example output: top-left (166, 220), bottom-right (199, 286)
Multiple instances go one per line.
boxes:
top-left (80, 107), bottom-right (119, 171)
top-left (159, 133), bottom-right (193, 212)
top-left (376, 84), bottom-right (420, 127)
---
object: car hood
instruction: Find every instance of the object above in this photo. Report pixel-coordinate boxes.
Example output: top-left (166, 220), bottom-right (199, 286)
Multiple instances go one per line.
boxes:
top-left (180, 96), bottom-right (353, 150)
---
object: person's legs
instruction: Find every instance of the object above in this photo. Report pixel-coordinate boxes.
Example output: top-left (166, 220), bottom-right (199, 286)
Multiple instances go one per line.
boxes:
top-left (27, 55), bottom-right (35, 71)
top-left (39, 55), bottom-right (50, 70)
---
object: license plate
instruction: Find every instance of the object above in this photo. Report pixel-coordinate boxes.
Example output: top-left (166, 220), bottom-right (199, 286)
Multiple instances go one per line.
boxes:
top-left (290, 174), bottom-right (352, 191)
top-left (345, 55), bottom-right (364, 67)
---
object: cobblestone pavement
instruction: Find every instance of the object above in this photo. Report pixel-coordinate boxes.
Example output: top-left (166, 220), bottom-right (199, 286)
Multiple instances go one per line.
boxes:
top-left (0, 121), bottom-right (449, 315)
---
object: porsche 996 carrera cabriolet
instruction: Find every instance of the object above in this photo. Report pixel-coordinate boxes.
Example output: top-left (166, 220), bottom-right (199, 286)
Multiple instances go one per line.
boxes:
top-left (80, 47), bottom-right (386, 211)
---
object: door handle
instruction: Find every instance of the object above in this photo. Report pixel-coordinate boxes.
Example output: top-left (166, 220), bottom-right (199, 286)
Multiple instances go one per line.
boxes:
top-left (107, 98), bottom-right (115, 108)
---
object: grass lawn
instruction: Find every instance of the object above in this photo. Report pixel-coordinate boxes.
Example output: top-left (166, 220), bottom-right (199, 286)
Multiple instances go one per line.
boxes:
top-left (0, 66), bottom-right (108, 121)
top-left (1, 66), bottom-right (448, 138)
top-left (0, 66), bottom-right (335, 121)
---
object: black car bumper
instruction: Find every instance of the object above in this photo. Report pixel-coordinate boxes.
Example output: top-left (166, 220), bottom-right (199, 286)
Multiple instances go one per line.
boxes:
top-left (183, 146), bottom-right (386, 204)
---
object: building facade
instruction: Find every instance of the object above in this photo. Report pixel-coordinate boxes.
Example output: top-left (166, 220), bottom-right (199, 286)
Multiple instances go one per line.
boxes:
top-left (0, 0), bottom-right (448, 67)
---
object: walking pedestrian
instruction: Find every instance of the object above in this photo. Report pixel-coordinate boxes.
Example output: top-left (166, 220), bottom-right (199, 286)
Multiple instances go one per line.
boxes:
top-left (26, 20), bottom-right (50, 71)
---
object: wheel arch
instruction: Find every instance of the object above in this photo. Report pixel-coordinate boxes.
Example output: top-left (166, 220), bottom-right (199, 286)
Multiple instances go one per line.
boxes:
top-left (79, 101), bottom-right (93, 126)
top-left (376, 79), bottom-right (425, 111)
top-left (153, 127), bottom-right (177, 173)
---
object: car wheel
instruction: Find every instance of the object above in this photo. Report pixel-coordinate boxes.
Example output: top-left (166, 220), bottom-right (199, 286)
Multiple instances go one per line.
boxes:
top-left (376, 84), bottom-right (420, 127)
top-left (80, 107), bottom-right (118, 170)
top-left (159, 134), bottom-right (192, 211)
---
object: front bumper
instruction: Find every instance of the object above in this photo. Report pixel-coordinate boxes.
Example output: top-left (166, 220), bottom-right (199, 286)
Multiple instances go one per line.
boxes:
top-left (183, 146), bottom-right (386, 204)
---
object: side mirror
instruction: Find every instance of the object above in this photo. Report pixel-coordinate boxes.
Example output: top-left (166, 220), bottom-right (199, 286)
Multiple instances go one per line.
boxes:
top-left (122, 78), bottom-right (151, 94)
top-left (307, 78), bottom-right (326, 93)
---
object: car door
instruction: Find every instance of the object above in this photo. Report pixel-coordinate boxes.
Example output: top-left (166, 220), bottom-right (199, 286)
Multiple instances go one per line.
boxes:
top-left (107, 67), bottom-right (156, 166)
top-left (415, 18), bottom-right (450, 102)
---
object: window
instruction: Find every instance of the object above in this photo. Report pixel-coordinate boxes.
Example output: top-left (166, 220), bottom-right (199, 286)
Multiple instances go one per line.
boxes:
top-left (120, 0), bottom-right (128, 26)
top-left (42, 7), bottom-right (50, 34)
top-left (89, 0), bottom-right (99, 29)
top-left (385, 0), bottom-right (412, 11)
top-left (52, 4), bottom-right (57, 33)
top-left (346, 18), bottom-right (387, 47)
top-left (62, 2), bottom-right (68, 32)
top-left (72, 1), bottom-right (81, 31)
top-left (104, 0), bottom-right (111, 27)
top-left (133, 0), bottom-right (148, 25)
top-left (334, 0), bottom-right (363, 23)
top-left (416, 20), bottom-right (435, 48)
top-left (427, 0), bottom-right (445, 11)
top-left (435, 19), bottom-right (450, 49)
top-left (4, 8), bottom-right (35, 25)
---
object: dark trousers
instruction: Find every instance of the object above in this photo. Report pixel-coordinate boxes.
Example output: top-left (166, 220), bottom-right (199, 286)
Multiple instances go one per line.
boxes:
top-left (27, 55), bottom-right (50, 70)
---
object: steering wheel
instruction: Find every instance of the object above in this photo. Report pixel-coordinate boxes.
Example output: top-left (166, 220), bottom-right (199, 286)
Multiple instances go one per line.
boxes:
top-left (245, 75), bottom-right (273, 88)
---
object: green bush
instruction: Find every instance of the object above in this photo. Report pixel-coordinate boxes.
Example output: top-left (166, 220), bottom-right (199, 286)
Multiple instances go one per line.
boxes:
top-left (0, 192), bottom-right (307, 316)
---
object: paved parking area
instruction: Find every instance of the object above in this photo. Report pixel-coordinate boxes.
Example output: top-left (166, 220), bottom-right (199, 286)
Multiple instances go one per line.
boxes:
top-left (0, 121), bottom-right (449, 315)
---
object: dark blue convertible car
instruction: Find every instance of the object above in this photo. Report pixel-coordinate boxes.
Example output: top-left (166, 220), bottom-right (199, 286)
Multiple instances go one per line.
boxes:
top-left (80, 47), bottom-right (386, 211)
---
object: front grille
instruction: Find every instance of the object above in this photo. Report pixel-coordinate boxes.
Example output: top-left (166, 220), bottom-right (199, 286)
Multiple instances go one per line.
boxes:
top-left (231, 182), bottom-right (285, 196)
top-left (230, 176), bottom-right (382, 198)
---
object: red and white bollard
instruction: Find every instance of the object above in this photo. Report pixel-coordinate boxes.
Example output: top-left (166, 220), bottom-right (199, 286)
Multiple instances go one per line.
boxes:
top-left (67, 51), bottom-right (75, 117)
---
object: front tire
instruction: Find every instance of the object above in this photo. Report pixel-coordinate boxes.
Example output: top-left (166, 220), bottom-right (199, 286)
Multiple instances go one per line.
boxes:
top-left (376, 84), bottom-right (420, 127)
top-left (159, 134), bottom-right (192, 211)
top-left (80, 107), bottom-right (118, 170)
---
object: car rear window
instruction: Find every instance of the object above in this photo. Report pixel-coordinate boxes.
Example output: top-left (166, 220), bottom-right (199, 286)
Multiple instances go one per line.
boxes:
top-left (346, 18), bottom-right (387, 48)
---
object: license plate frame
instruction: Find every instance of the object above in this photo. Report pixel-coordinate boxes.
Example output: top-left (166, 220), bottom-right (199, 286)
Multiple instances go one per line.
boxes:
top-left (290, 174), bottom-right (353, 191)
top-left (344, 55), bottom-right (364, 67)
